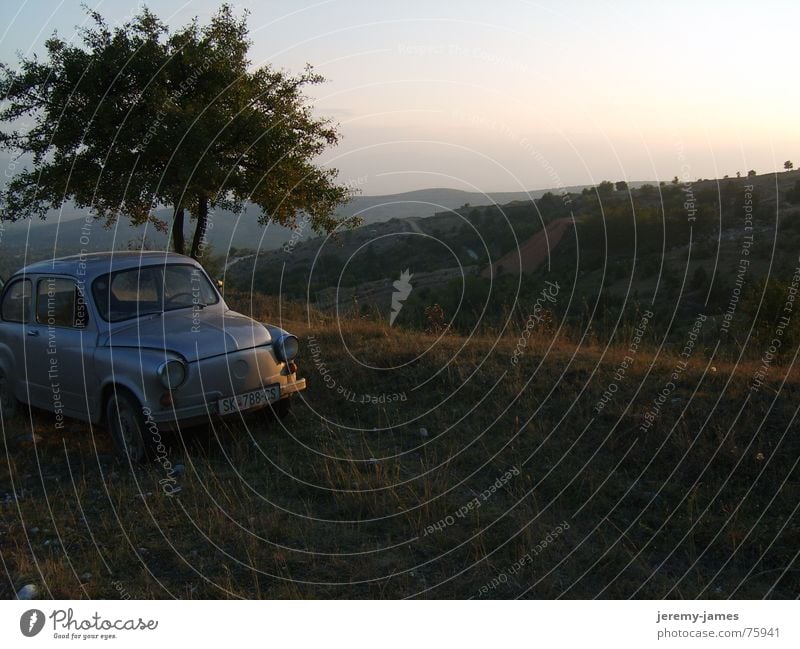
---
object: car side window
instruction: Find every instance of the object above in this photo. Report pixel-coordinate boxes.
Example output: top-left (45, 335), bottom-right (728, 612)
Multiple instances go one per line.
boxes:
top-left (36, 277), bottom-right (88, 328)
top-left (1, 278), bottom-right (32, 323)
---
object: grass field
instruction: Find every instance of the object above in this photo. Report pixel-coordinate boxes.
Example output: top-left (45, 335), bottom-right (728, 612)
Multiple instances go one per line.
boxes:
top-left (1, 295), bottom-right (798, 599)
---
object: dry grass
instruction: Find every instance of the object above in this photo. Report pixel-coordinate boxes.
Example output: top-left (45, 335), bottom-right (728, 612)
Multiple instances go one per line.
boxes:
top-left (1, 302), bottom-right (798, 599)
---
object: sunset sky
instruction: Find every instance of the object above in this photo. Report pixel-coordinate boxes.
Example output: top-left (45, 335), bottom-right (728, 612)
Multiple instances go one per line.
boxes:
top-left (2, 0), bottom-right (798, 194)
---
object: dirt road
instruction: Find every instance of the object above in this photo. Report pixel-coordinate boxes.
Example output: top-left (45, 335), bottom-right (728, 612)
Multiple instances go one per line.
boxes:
top-left (482, 217), bottom-right (573, 278)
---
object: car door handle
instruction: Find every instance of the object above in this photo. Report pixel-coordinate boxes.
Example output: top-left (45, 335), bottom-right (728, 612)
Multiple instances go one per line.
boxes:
top-left (27, 329), bottom-right (39, 337)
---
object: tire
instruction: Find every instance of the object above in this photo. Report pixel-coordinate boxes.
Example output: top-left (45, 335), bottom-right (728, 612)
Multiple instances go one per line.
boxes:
top-left (0, 369), bottom-right (18, 421)
top-left (106, 390), bottom-right (151, 463)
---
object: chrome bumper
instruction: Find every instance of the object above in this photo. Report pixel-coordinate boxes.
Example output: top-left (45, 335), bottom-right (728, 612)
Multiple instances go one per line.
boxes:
top-left (149, 378), bottom-right (306, 426)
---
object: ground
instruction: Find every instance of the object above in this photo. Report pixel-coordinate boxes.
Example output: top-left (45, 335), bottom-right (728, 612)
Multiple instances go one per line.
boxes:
top-left (2, 300), bottom-right (797, 599)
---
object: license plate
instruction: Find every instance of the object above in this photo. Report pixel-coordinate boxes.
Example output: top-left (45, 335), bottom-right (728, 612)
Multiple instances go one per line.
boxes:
top-left (218, 384), bottom-right (280, 415)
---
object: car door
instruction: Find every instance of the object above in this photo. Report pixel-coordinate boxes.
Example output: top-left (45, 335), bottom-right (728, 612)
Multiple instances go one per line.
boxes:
top-left (24, 275), bottom-right (97, 423)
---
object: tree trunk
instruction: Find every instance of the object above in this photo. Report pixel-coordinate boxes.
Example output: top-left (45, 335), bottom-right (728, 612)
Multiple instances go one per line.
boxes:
top-left (171, 206), bottom-right (185, 255)
top-left (190, 194), bottom-right (208, 260)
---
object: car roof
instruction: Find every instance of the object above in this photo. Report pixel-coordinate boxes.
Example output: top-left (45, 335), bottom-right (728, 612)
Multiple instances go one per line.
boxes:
top-left (12, 251), bottom-right (201, 280)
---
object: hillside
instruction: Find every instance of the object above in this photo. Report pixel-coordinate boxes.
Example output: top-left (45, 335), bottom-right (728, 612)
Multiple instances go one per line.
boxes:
top-left (2, 171), bottom-right (799, 599)
top-left (225, 170), bottom-right (800, 347)
top-left (482, 217), bottom-right (574, 278)
top-left (1, 296), bottom-right (797, 599)
top-left (0, 185), bottom-right (598, 281)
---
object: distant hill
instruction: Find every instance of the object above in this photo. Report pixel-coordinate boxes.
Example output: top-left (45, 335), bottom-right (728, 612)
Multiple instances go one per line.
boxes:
top-left (0, 183), bottom-right (629, 276)
top-left (338, 186), bottom-right (603, 225)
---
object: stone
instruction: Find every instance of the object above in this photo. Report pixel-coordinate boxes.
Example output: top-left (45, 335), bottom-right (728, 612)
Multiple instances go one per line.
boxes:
top-left (16, 584), bottom-right (38, 600)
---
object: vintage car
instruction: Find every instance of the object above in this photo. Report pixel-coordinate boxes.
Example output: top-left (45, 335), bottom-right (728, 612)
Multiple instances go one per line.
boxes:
top-left (0, 251), bottom-right (306, 462)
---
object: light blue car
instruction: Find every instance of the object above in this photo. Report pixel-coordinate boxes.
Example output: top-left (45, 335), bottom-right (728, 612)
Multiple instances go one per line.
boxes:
top-left (0, 251), bottom-right (305, 462)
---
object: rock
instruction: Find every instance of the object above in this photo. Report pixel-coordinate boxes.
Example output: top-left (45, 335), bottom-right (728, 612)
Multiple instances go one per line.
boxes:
top-left (17, 584), bottom-right (38, 599)
top-left (418, 427), bottom-right (429, 438)
top-left (172, 463), bottom-right (185, 477)
top-left (80, 572), bottom-right (92, 583)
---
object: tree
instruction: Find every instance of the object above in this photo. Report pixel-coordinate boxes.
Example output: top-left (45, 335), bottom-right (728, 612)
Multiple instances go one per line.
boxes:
top-left (747, 169), bottom-right (757, 177)
top-left (0, 5), bottom-right (357, 259)
top-left (638, 183), bottom-right (657, 198)
top-left (615, 180), bottom-right (628, 192)
top-left (785, 160), bottom-right (794, 171)
top-left (596, 180), bottom-right (614, 197)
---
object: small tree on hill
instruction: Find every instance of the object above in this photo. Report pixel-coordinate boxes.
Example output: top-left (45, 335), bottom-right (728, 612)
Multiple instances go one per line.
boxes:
top-left (747, 169), bottom-right (757, 177)
top-left (785, 160), bottom-right (794, 171)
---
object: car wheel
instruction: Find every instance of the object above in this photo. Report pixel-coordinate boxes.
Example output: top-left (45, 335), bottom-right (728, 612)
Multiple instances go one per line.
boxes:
top-left (106, 391), bottom-right (150, 463)
top-left (0, 369), bottom-right (18, 420)
top-left (273, 398), bottom-right (291, 419)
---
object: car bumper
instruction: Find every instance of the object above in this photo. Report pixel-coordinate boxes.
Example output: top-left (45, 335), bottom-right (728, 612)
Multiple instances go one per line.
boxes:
top-left (149, 377), bottom-right (306, 428)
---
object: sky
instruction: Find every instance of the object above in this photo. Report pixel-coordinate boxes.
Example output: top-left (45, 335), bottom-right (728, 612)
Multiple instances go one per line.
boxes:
top-left (1, 0), bottom-right (798, 195)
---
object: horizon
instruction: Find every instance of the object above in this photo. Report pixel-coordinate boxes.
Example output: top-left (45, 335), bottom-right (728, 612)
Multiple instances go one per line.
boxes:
top-left (1, 168), bottom-right (794, 229)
